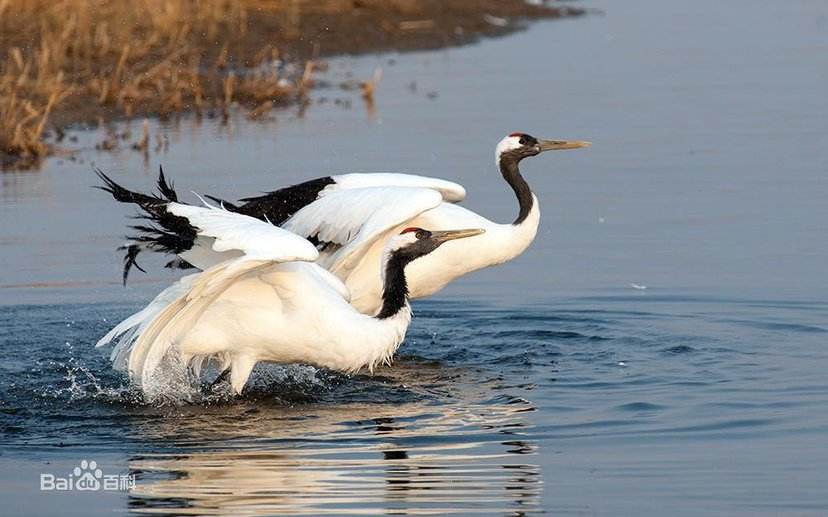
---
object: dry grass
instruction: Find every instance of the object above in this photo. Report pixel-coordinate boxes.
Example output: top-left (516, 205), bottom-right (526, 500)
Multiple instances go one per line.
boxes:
top-left (0, 0), bottom-right (316, 168)
top-left (0, 65), bottom-right (72, 168)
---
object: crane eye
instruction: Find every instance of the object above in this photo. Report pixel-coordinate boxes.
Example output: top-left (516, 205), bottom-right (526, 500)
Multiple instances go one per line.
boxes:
top-left (400, 227), bottom-right (430, 239)
top-left (519, 136), bottom-right (529, 145)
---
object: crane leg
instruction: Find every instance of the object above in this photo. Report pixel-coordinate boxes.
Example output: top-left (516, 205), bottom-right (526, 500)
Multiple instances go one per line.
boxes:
top-left (230, 355), bottom-right (257, 395)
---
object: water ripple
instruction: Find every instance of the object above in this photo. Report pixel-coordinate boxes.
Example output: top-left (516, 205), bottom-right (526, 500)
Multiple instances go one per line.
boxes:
top-left (2, 296), bottom-right (827, 514)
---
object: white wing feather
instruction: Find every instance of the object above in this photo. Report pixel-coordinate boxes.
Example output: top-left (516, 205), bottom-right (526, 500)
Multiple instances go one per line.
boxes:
top-left (168, 202), bottom-right (319, 263)
top-left (329, 173), bottom-right (466, 202)
top-left (154, 174), bottom-right (462, 272)
top-left (127, 258), bottom-right (254, 384)
top-left (283, 187), bottom-right (443, 271)
top-left (95, 273), bottom-right (200, 370)
top-left (300, 263), bottom-right (351, 302)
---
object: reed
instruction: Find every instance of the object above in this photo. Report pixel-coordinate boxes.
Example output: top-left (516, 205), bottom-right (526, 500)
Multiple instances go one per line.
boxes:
top-left (0, 0), bottom-right (313, 169)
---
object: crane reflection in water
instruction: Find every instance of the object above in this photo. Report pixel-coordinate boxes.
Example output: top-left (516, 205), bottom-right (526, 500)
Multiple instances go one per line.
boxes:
top-left (126, 365), bottom-right (541, 516)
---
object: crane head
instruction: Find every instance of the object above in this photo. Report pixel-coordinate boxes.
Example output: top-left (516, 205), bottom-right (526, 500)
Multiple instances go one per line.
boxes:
top-left (496, 132), bottom-right (591, 167)
top-left (385, 227), bottom-right (485, 264)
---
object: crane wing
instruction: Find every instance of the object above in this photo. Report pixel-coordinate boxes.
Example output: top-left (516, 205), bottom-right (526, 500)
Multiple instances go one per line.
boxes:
top-left (168, 202), bottom-right (319, 263)
top-left (282, 186), bottom-right (443, 273)
top-left (98, 169), bottom-right (466, 283)
top-left (330, 173), bottom-right (466, 202)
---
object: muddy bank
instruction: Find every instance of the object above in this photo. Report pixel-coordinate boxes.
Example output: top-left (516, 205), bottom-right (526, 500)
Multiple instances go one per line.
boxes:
top-left (254, 1), bottom-right (584, 57)
top-left (0, 0), bottom-right (583, 169)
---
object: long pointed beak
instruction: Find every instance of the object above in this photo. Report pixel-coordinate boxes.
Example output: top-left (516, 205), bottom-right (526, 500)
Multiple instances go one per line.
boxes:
top-left (429, 228), bottom-right (485, 243)
top-left (538, 139), bottom-right (592, 152)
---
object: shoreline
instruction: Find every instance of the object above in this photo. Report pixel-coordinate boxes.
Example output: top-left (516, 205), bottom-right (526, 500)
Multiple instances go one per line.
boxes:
top-left (0, 0), bottom-right (583, 169)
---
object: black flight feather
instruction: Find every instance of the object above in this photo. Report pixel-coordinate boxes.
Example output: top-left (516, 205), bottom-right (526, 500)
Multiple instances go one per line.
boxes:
top-left (97, 168), bottom-right (338, 284)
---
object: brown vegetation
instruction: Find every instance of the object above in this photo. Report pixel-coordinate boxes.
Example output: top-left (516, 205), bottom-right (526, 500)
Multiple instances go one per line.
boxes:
top-left (0, 0), bottom-right (289, 168)
top-left (0, 0), bottom-right (581, 169)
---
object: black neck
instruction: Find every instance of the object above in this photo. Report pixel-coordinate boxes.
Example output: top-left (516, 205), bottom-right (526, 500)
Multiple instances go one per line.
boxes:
top-left (499, 155), bottom-right (534, 225)
top-left (376, 254), bottom-right (411, 319)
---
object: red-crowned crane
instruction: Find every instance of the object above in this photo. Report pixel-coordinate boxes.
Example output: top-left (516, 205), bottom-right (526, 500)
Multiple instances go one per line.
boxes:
top-left (97, 133), bottom-right (590, 315)
top-left (96, 201), bottom-right (483, 397)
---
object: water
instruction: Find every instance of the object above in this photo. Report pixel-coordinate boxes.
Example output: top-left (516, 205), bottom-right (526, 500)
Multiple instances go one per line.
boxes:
top-left (2, 0), bottom-right (828, 514)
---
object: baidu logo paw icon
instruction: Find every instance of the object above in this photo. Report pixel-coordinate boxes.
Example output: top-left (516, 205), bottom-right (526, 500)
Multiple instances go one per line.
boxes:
top-left (74, 459), bottom-right (103, 491)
